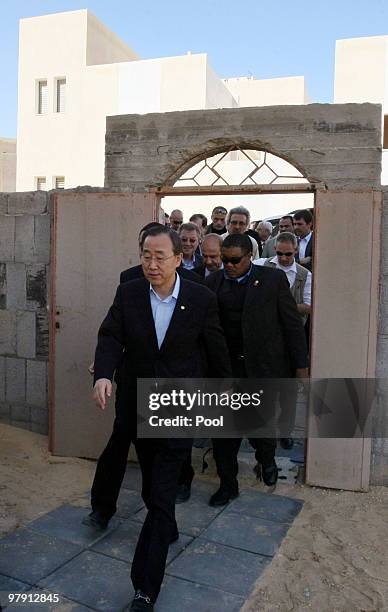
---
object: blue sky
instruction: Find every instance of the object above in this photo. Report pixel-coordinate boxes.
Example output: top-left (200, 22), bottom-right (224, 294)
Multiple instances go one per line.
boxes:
top-left (1, 0), bottom-right (388, 137)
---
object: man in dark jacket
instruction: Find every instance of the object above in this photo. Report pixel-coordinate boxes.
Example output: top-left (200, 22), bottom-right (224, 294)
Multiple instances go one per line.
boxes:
top-left (206, 233), bottom-right (308, 506)
top-left (89, 227), bottom-right (231, 610)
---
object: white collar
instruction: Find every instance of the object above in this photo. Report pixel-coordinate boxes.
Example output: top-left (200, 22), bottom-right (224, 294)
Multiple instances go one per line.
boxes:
top-left (150, 273), bottom-right (180, 301)
top-left (270, 256), bottom-right (297, 273)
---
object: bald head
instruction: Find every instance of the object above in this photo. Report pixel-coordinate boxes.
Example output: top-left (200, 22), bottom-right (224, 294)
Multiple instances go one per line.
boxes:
top-left (202, 233), bottom-right (223, 273)
top-left (170, 209), bottom-right (183, 231)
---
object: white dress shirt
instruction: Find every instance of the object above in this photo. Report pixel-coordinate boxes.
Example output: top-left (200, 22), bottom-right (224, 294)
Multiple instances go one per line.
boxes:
top-left (149, 274), bottom-right (180, 348)
top-left (253, 257), bottom-right (311, 306)
top-left (298, 232), bottom-right (312, 259)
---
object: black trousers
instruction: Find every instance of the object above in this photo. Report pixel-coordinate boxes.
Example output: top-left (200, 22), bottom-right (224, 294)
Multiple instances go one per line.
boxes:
top-left (131, 439), bottom-right (190, 601)
top-left (212, 437), bottom-right (276, 492)
top-left (91, 411), bottom-right (135, 520)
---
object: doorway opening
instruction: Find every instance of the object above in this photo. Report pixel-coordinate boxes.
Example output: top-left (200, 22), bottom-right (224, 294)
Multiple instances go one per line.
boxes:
top-left (157, 146), bottom-right (315, 486)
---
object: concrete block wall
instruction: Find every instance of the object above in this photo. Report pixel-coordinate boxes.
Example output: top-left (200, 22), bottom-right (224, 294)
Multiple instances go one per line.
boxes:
top-left (0, 192), bottom-right (50, 434)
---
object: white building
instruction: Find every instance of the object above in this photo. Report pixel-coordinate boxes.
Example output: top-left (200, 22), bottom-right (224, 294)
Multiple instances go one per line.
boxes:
top-left (16, 9), bottom-right (310, 191)
top-left (334, 35), bottom-right (388, 183)
top-left (0, 138), bottom-right (16, 191)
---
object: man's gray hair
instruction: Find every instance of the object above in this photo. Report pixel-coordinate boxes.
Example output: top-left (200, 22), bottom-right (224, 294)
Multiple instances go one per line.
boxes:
top-left (275, 231), bottom-right (298, 248)
top-left (178, 222), bottom-right (201, 238)
top-left (226, 206), bottom-right (250, 226)
top-left (258, 220), bottom-right (273, 233)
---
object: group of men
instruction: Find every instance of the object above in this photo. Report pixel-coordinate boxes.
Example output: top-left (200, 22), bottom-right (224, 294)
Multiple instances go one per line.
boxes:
top-left (84, 204), bottom-right (313, 611)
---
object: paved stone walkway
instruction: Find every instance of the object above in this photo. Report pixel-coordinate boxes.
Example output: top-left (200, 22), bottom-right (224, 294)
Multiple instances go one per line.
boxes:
top-left (0, 465), bottom-right (303, 611)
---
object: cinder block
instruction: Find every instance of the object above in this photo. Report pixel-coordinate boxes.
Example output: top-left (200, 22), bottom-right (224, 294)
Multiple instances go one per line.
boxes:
top-left (5, 357), bottom-right (26, 403)
top-left (26, 360), bottom-right (47, 407)
top-left (0, 356), bottom-right (5, 401)
top-left (0, 310), bottom-right (17, 355)
top-left (10, 403), bottom-right (30, 422)
top-left (15, 216), bottom-right (35, 262)
top-left (26, 264), bottom-right (47, 309)
top-left (0, 193), bottom-right (8, 214)
top-left (36, 310), bottom-right (49, 357)
top-left (34, 215), bottom-right (51, 263)
top-left (8, 192), bottom-right (48, 215)
top-left (30, 405), bottom-right (48, 427)
top-left (0, 402), bottom-right (10, 421)
top-left (31, 421), bottom-right (48, 435)
top-left (0, 215), bottom-right (15, 261)
top-left (0, 263), bottom-right (6, 309)
top-left (16, 311), bottom-right (36, 358)
top-left (6, 263), bottom-right (26, 309)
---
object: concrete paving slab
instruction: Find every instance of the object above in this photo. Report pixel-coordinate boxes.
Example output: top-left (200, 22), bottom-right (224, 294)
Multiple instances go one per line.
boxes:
top-left (0, 574), bottom-right (31, 610)
top-left (133, 490), bottom-right (224, 538)
top-left (38, 550), bottom-right (133, 612)
top-left (0, 529), bottom-right (81, 585)
top-left (201, 510), bottom-right (289, 557)
top-left (166, 538), bottom-right (270, 597)
top-left (4, 589), bottom-right (94, 611)
top-left (226, 489), bottom-right (303, 524)
top-left (158, 575), bottom-right (244, 612)
top-left (91, 518), bottom-right (192, 565)
top-left (27, 505), bottom-right (120, 546)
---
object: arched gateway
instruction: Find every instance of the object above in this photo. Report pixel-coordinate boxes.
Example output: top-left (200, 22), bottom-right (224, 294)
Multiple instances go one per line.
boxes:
top-left (47, 103), bottom-right (385, 490)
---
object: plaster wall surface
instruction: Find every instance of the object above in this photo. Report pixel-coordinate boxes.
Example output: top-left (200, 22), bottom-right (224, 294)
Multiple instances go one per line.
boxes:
top-left (223, 76), bottom-right (310, 106)
top-left (0, 139), bottom-right (16, 192)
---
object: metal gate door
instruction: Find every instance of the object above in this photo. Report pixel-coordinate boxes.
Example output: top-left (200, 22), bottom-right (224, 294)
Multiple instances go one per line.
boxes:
top-left (49, 192), bottom-right (158, 457)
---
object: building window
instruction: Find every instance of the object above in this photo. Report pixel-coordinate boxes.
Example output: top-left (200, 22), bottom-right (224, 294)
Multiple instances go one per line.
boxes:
top-left (55, 78), bottom-right (66, 113)
top-left (36, 177), bottom-right (46, 190)
top-left (384, 115), bottom-right (388, 150)
top-left (37, 80), bottom-right (48, 114)
top-left (54, 176), bottom-right (65, 189)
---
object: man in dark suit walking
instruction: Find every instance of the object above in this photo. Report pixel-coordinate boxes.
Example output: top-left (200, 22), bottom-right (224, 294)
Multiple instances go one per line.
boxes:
top-left (206, 233), bottom-right (308, 506)
top-left (90, 226), bottom-right (231, 611)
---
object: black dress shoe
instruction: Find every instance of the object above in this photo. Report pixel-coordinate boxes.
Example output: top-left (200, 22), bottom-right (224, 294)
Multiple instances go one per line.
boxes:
top-left (209, 486), bottom-right (239, 507)
top-left (81, 510), bottom-right (109, 531)
top-left (261, 462), bottom-right (279, 487)
top-left (129, 590), bottom-right (154, 611)
top-left (176, 483), bottom-right (191, 504)
top-left (280, 437), bottom-right (294, 450)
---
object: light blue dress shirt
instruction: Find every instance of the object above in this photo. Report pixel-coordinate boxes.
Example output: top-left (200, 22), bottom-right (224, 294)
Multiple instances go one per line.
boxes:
top-left (149, 274), bottom-right (180, 348)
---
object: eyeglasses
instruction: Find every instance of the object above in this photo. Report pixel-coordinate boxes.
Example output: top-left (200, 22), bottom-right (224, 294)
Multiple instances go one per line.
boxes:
top-left (276, 250), bottom-right (294, 257)
top-left (229, 220), bottom-right (247, 226)
top-left (221, 255), bottom-right (246, 265)
top-left (141, 254), bottom-right (176, 264)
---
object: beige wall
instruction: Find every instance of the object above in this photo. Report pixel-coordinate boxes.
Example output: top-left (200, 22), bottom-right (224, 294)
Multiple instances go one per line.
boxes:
top-left (223, 75), bottom-right (311, 106)
top-left (0, 138), bottom-right (16, 191)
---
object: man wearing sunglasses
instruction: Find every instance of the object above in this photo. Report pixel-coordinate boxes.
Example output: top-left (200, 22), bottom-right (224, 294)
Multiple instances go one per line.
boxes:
top-left (206, 205), bottom-right (228, 235)
top-left (206, 233), bottom-right (308, 506)
top-left (221, 206), bottom-right (260, 260)
top-left (254, 231), bottom-right (312, 450)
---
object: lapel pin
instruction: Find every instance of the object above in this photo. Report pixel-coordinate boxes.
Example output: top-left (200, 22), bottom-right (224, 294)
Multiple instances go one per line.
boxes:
top-left (254, 280), bottom-right (259, 287)
top-left (180, 305), bottom-right (186, 310)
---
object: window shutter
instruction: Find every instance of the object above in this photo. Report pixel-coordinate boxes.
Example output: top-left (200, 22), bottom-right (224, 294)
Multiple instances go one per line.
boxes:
top-left (36, 177), bottom-right (46, 190)
top-left (56, 79), bottom-right (66, 113)
top-left (55, 176), bottom-right (65, 189)
top-left (38, 81), bottom-right (48, 114)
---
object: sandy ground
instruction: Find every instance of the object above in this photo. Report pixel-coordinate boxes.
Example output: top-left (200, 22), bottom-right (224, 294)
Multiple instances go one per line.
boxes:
top-left (0, 423), bottom-right (387, 612)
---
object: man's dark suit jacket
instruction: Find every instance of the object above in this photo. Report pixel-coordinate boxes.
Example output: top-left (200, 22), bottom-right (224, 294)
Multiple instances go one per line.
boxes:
top-left (94, 277), bottom-right (232, 447)
top-left (296, 233), bottom-right (313, 272)
top-left (120, 264), bottom-right (204, 285)
top-left (205, 265), bottom-right (307, 378)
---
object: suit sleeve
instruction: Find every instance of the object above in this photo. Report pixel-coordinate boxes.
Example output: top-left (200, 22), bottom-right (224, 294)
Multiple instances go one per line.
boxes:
top-left (201, 293), bottom-right (232, 377)
top-left (277, 273), bottom-right (308, 369)
top-left (93, 285), bottom-right (125, 384)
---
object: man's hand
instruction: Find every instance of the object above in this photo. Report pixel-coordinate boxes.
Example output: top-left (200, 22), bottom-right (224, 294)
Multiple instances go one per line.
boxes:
top-left (93, 378), bottom-right (112, 410)
top-left (88, 362), bottom-right (95, 376)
